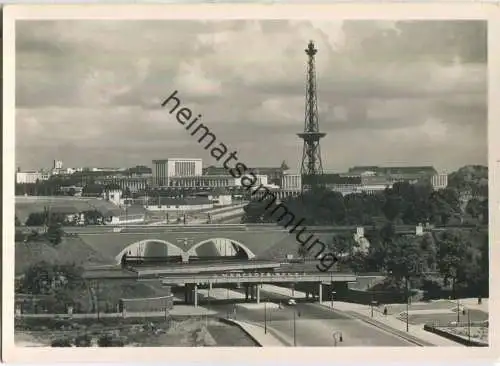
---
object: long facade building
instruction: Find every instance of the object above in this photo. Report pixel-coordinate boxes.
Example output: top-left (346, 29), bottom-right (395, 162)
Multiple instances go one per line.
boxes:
top-left (16, 171), bottom-right (51, 184)
top-left (152, 158), bottom-right (203, 186)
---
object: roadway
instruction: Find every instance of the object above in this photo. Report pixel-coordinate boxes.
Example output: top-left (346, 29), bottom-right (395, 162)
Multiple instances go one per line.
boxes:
top-left (207, 301), bottom-right (415, 347)
top-left (24, 223), bottom-right (485, 235)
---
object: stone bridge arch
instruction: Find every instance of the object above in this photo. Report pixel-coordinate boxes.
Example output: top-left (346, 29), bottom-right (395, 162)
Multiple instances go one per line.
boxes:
top-left (115, 239), bottom-right (187, 264)
top-left (186, 238), bottom-right (256, 260)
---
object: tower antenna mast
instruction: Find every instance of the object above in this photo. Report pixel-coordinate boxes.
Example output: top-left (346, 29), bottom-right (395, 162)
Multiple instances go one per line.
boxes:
top-left (297, 40), bottom-right (326, 192)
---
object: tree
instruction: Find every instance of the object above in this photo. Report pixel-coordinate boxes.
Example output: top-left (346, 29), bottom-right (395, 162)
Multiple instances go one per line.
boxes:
top-left (382, 192), bottom-right (402, 222)
top-left (280, 160), bottom-right (290, 171)
top-left (82, 183), bottom-right (104, 197)
top-left (383, 235), bottom-right (425, 282)
top-left (83, 210), bottom-right (104, 225)
top-left (481, 199), bottom-right (489, 225)
top-left (434, 229), bottom-right (471, 288)
top-left (46, 223), bottom-right (63, 245)
top-left (448, 165), bottom-right (488, 197)
top-left (19, 262), bottom-right (88, 313)
top-left (466, 198), bottom-right (482, 219)
top-left (26, 212), bottom-right (47, 226)
top-left (241, 198), bottom-right (277, 224)
top-left (329, 233), bottom-right (356, 262)
top-left (428, 188), bottom-right (460, 225)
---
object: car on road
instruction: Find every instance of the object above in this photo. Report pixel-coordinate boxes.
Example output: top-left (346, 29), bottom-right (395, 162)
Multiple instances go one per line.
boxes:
top-left (287, 299), bottom-right (297, 306)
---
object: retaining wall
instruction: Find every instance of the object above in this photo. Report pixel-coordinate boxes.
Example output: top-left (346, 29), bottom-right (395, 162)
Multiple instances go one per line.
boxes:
top-left (423, 324), bottom-right (488, 347)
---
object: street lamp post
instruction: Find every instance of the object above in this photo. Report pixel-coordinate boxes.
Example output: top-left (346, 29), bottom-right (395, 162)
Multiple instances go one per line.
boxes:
top-left (264, 299), bottom-right (267, 334)
top-left (453, 277), bottom-right (460, 325)
top-left (406, 277), bottom-right (409, 332)
top-left (467, 308), bottom-right (471, 342)
top-left (293, 310), bottom-right (297, 347)
top-left (371, 292), bottom-right (375, 318)
top-left (330, 273), bottom-right (333, 308)
top-left (332, 331), bottom-right (343, 347)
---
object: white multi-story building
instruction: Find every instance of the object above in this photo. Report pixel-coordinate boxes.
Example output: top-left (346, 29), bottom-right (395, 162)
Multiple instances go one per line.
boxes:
top-left (281, 174), bottom-right (302, 191)
top-left (431, 173), bottom-right (448, 190)
top-left (235, 174), bottom-right (268, 188)
top-left (168, 175), bottom-right (237, 188)
top-left (51, 160), bottom-right (64, 175)
top-left (152, 158), bottom-right (203, 186)
top-left (53, 160), bottom-right (63, 170)
top-left (16, 171), bottom-right (50, 184)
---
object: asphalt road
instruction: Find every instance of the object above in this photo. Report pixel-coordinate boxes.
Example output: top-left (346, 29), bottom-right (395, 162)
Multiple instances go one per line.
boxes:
top-left (207, 297), bottom-right (415, 347)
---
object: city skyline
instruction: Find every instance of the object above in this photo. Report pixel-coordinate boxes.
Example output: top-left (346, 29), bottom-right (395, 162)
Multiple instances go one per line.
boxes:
top-left (16, 20), bottom-right (487, 172)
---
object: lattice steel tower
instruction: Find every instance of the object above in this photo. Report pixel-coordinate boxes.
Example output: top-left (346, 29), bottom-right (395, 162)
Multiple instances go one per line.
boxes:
top-left (297, 40), bottom-right (326, 191)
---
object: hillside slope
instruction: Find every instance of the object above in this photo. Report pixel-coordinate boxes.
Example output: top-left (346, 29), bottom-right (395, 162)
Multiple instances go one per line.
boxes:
top-left (15, 236), bottom-right (114, 275)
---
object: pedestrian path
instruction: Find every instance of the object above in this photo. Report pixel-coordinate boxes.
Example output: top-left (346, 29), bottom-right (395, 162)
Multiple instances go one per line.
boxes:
top-left (17, 306), bottom-right (217, 319)
top-left (454, 298), bottom-right (488, 313)
top-left (226, 319), bottom-right (289, 346)
top-left (319, 301), bottom-right (465, 347)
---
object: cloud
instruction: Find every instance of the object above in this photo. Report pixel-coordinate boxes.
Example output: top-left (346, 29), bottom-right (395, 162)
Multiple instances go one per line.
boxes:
top-left (15, 19), bottom-right (487, 173)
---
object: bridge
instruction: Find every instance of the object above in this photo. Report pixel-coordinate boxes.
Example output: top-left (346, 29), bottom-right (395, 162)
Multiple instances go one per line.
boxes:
top-left (22, 223), bottom-right (484, 267)
top-left (82, 259), bottom-right (359, 308)
top-left (147, 271), bottom-right (356, 307)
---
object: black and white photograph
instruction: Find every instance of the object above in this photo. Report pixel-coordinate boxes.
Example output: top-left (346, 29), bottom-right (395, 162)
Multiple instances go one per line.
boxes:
top-left (3, 3), bottom-right (497, 361)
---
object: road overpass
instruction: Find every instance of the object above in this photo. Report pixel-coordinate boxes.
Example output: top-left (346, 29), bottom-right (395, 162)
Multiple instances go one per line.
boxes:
top-left (32, 223), bottom-right (484, 267)
top-left (137, 271), bottom-right (356, 307)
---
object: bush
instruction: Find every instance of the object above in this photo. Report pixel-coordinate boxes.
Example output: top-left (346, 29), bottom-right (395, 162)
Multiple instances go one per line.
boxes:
top-left (422, 279), bottom-right (444, 300)
top-left (51, 338), bottom-right (73, 347)
top-left (97, 334), bottom-right (125, 347)
top-left (74, 334), bottom-right (92, 347)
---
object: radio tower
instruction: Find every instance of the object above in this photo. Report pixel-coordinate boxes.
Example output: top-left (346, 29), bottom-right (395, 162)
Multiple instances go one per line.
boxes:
top-left (297, 40), bottom-right (326, 192)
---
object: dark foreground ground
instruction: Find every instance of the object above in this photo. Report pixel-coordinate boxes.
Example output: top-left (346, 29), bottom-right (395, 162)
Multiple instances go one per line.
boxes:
top-left (15, 317), bottom-right (257, 347)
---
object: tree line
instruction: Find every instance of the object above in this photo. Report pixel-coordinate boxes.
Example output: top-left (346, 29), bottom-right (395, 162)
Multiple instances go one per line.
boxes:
top-left (242, 180), bottom-right (487, 227)
top-left (20, 210), bottom-right (109, 227)
top-left (305, 223), bottom-right (488, 299)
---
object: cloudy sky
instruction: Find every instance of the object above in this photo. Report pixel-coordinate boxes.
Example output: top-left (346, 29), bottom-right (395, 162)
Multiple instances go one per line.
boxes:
top-left (16, 20), bottom-right (487, 173)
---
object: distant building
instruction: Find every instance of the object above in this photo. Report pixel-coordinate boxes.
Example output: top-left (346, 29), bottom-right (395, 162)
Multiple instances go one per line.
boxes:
top-left (91, 167), bottom-right (126, 172)
top-left (347, 165), bottom-right (437, 182)
top-left (97, 176), bottom-right (151, 193)
top-left (281, 174), bottom-right (302, 191)
top-left (431, 173), bottom-right (448, 190)
top-left (203, 165), bottom-right (285, 185)
top-left (193, 191), bottom-right (232, 206)
top-left (152, 158), bottom-right (203, 186)
top-left (53, 160), bottom-right (63, 170)
top-left (236, 174), bottom-right (268, 188)
top-left (168, 175), bottom-right (238, 189)
top-left (145, 197), bottom-right (213, 212)
top-left (16, 171), bottom-right (50, 184)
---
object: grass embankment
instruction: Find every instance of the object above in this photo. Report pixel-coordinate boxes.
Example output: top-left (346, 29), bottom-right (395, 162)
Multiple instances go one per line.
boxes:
top-left (15, 237), bottom-right (113, 275)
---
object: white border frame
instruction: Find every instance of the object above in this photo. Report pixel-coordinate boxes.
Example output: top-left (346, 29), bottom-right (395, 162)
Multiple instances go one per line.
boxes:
top-left (3, 3), bottom-right (500, 363)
